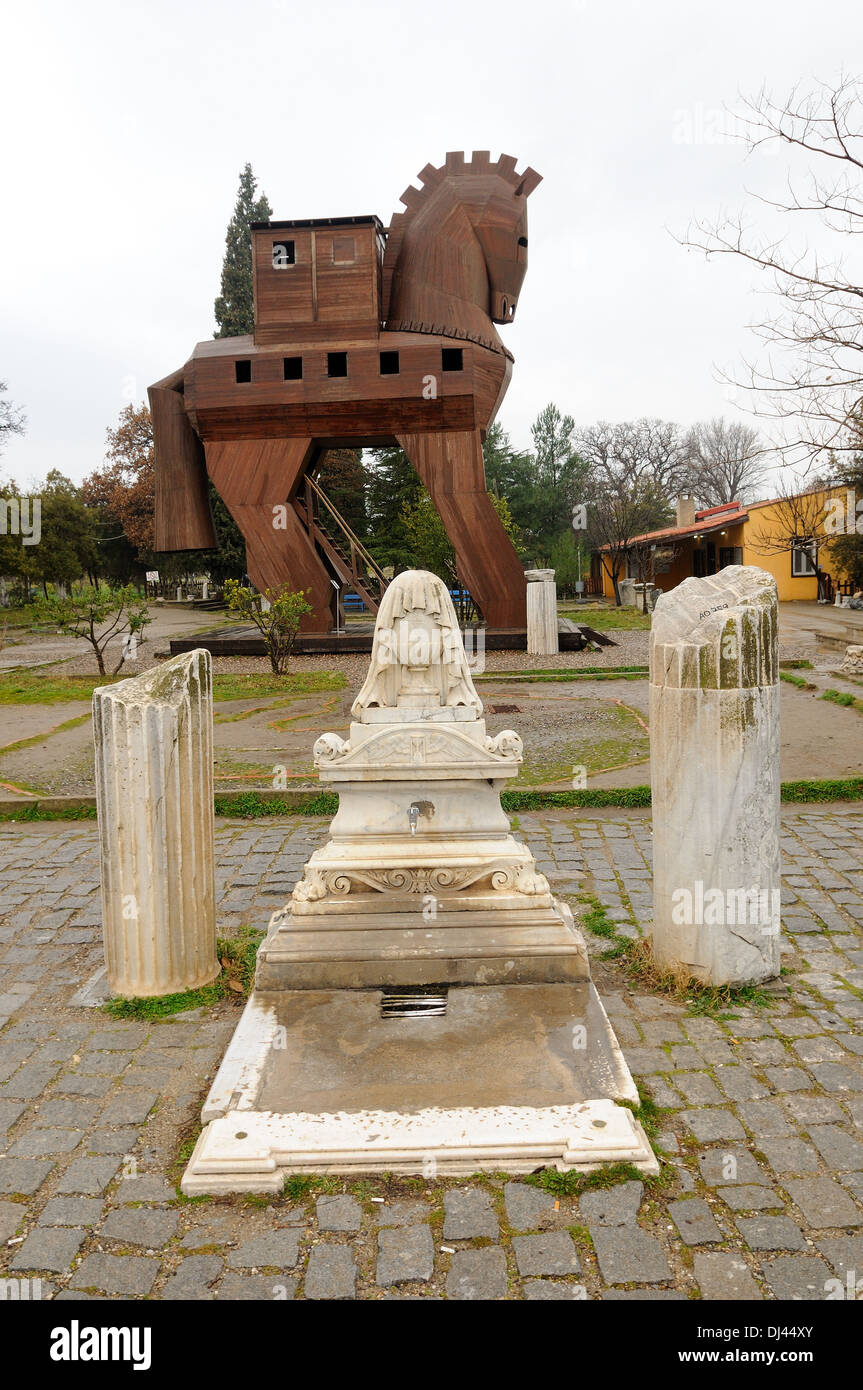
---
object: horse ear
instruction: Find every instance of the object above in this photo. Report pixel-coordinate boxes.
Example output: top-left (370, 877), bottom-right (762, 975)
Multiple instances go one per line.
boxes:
top-left (514, 167), bottom-right (542, 197)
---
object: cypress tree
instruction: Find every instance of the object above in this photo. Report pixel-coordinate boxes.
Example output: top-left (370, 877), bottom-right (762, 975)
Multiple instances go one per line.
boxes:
top-left (214, 163), bottom-right (272, 338)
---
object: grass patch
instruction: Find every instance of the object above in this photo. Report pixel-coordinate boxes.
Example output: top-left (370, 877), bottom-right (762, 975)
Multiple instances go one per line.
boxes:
top-left (779, 671), bottom-right (817, 691)
top-left (559, 607), bottom-right (651, 630)
top-left (779, 659), bottom-right (814, 670)
top-left (615, 937), bottom-right (776, 1017)
top-left (213, 790), bottom-right (339, 817)
top-left (780, 776), bottom-right (863, 802)
top-left (103, 924), bottom-right (263, 1018)
top-left (211, 672), bottom-right (345, 700)
top-left (820, 687), bottom-right (862, 711)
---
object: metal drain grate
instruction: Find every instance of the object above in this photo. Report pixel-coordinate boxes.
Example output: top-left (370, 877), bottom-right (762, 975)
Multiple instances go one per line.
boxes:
top-left (380, 987), bottom-right (448, 1019)
top-left (487, 703), bottom-right (521, 714)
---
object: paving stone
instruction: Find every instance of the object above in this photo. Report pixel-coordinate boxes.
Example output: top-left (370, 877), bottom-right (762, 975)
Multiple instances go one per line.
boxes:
top-left (0, 1157), bottom-right (54, 1195)
top-left (782, 1094), bottom-right (845, 1126)
top-left (217, 1273), bottom-right (296, 1300)
top-left (55, 1157), bottom-right (121, 1195)
top-left (8, 1127), bottom-right (84, 1157)
top-left (759, 1138), bottom-right (821, 1175)
top-left (11, 1226), bottom-right (86, 1272)
top-left (315, 1194), bottom-right (362, 1233)
top-left (442, 1188), bottom-right (498, 1240)
top-left (100, 1206), bottom-right (179, 1247)
top-left (304, 1244), bottom-right (356, 1300)
top-left (504, 1182), bottom-right (558, 1230)
top-left (38, 1196), bottom-right (103, 1228)
top-left (784, 1176), bottom-right (863, 1228)
top-left (810, 1062), bottom-right (863, 1092)
top-left (109, 1174), bottom-right (175, 1204)
top-left (735, 1215), bottom-right (807, 1250)
top-left (763, 1066), bottom-right (811, 1093)
top-left (0, 1098), bottom-right (27, 1133)
top-left (693, 1252), bottom-right (762, 1300)
top-left (446, 1246), bottom-right (508, 1300)
top-left (513, 1232), bottom-right (579, 1276)
top-left (70, 1253), bottom-right (159, 1296)
top-left (762, 1256), bottom-right (833, 1300)
top-left (87, 1127), bottom-right (140, 1154)
top-left (579, 1180), bottom-right (643, 1227)
top-left (376, 1224), bottom-right (434, 1285)
top-left (0, 1198), bottom-right (25, 1240)
top-left (54, 1073), bottom-right (113, 1098)
top-left (717, 1185), bottom-right (784, 1212)
top-left (227, 1231), bottom-right (300, 1269)
top-left (675, 1072), bottom-right (723, 1105)
top-left (99, 1091), bottom-right (158, 1125)
top-left (736, 1100), bottom-right (794, 1137)
top-left (161, 1256), bottom-right (223, 1300)
top-left (33, 1098), bottom-right (101, 1128)
top-left (680, 1109), bottom-right (746, 1142)
top-left (603, 1288), bottom-right (686, 1300)
top-left (805, 1124), bottom-right (863, 1171)
top-left (374, 1200), bottom-right (431, 1228)
top-left (698, 1149), bottom-right (766, 1186)
top-left (715, 1066), bottom-right (768, 1101)
top-left (87, 1027), bottom-right (149, 1051)
top-left (591, 1227), bottom-right (671, 1283)
top-left (793, 1035), bottom-right (847, 1063)
top-left (667, 1198), bottom-right (722, 1245)
top-left (815, 1235), bottom-right (863, 1281)
top-left (0, 1064), bottom-right (60, 1099)
top-left (524, 1280), bottom-right (588, 1300)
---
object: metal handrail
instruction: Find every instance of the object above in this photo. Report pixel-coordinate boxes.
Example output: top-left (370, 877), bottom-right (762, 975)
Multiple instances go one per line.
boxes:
top-left (304, 475), bottom-right (388, 592)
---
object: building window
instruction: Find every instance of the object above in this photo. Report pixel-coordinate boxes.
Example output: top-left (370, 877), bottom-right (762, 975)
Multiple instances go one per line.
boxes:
top-left (327, 352), bottom-right (348, 378)
top-left (379, 351), bottom-right (400, 375)
top-left (283, 357), bottom-right (303, 380)
top-left (235, 360), bottom-right (252, 384)
top-left (719, 546), bottom-right (743, 569)
top-left (272, 240), bottom-right (295, 268)
top-left (442, 347), bottom-right (463, 372)
top-left (791, 542), bottom-right (817, 576)
top-left (332, 236), bottom-right (356, 264)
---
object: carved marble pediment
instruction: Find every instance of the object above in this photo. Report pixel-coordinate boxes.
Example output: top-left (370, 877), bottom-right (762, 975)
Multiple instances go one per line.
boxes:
top-left (313, 725), bottom-right (523, 774)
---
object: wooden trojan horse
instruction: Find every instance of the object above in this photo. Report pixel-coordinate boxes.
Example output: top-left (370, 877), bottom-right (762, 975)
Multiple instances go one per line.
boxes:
top-left (149, 152), bottom-right (541, 632)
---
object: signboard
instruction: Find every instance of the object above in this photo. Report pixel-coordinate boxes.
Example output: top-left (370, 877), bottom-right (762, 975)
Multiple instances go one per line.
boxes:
top-left (145, 571), bottom-right (160, 583)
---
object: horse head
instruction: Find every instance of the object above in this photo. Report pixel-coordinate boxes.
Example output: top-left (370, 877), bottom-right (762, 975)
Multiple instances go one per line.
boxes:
top-left (383, 151), bottom-right (542, 349)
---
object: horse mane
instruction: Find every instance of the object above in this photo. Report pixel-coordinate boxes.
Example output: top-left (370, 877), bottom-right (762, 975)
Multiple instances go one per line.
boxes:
top-left (381, 151), bottom-right (541, 324)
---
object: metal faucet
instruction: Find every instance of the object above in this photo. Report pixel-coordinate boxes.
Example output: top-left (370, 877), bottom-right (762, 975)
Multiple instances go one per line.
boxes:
top-left (408, 803), bottom-right (420, 836)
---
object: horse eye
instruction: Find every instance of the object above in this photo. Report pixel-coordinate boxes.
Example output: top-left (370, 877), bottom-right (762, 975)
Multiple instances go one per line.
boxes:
top-left (518, 236), bottom-right (528, 247)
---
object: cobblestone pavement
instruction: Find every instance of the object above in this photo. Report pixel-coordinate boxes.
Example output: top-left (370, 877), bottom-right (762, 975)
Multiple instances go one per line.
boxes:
top-left (1, 810), bottom-right (862, 1301)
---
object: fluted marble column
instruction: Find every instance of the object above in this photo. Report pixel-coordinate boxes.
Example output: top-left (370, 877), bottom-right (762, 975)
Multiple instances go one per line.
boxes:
top-left (526, 568), bottom-right (558, 655)
top-left (650, 567), bottom-right (781, 986)
top-left (93, 648), bottom-right (218, 997)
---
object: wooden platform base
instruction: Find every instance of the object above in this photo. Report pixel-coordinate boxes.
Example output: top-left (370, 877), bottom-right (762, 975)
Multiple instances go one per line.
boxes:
top-left (169, 625), bottom-right (600, 657)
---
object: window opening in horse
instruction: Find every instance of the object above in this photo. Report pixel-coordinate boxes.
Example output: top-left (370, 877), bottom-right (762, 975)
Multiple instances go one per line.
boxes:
top-left (235, 360), bottom-right (252, 384)
top-left (327, 352), bottom-right (348, 378)
top-left (441, 348), bottom-right (463, 372)
top-left (272, 240), bottom-right (295, 268)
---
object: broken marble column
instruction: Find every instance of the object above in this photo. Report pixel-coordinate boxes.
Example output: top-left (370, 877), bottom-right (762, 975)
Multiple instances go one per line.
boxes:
top-left (258, 569), bottom-right (586, 988)
top-left (840, 644), bottom-right (863, 675)
top-left (649, 566), bottom-right (781, 986)
top-left (93, 648), bottom-right (219, 997)
top-left (526, 568), bottom-right (558, 655)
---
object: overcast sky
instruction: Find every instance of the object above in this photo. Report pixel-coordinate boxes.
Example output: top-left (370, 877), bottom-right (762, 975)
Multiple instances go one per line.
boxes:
top-left (0, 0), bottom-right (857, 488)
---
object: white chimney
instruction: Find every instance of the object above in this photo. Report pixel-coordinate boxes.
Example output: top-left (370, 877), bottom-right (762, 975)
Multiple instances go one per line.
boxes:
top-left (676, 494), bottom-right (696, 528)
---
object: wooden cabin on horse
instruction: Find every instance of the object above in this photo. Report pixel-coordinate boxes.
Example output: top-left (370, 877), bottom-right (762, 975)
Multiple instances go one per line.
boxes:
top-left (149, 151), bottom-right (541, 633)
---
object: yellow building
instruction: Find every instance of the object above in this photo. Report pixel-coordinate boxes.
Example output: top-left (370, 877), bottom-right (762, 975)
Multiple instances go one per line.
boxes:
top-left (598, 488), bottom-right (852, 603)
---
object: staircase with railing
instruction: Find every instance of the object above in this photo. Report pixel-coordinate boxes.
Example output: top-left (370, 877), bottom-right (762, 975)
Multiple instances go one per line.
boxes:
top-left (294, 473), bottom-right (388, 617)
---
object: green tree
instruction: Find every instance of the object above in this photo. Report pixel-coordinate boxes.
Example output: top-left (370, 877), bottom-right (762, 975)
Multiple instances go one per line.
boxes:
top-left (400, 488), bottom-right (521, 623)
top-left (33, 471), bottom-right (100, 593)
top-left (35, 583), bottom-right (151, 676)
top-left (315, 449), bottom-right (369, 539)
top-left (224, 580), bottom-right (311, 674)
top-left (365, 446), bottom-right (423, 569)
top-left (0, 381), bottom-right (25, 458)
top-left (214, 163), bottom-right (273, 338)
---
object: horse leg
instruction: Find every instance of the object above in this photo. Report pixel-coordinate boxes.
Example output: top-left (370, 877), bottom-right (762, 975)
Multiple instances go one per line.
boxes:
top-left (205, 437), bottom-right (334, 632)
top-left (397, 428), bottom-right (527, 628)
